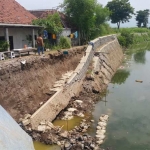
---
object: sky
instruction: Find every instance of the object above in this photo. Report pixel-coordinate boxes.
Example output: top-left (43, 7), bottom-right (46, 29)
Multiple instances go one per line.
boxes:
top-left (16, 0), bottom-right (150, 28)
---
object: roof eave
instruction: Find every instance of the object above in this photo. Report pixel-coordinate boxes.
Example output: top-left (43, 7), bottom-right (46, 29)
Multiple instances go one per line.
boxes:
top-left (0, 23), bottom-right (43, 28)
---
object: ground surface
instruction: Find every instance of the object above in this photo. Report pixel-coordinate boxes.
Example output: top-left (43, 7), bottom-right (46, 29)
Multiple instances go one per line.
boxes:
top-left (0, 46), bottom-right (86, 121)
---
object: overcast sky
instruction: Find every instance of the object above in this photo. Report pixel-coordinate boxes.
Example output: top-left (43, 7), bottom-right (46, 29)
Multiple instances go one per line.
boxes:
top-left (16, 0), bottom-right (150, 28)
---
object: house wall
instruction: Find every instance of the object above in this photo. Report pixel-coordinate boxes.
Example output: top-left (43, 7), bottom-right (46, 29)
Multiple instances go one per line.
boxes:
top-left (0, 28), bottom-right (38, 49)
top-left (59, 28), bottom-right (71, 37)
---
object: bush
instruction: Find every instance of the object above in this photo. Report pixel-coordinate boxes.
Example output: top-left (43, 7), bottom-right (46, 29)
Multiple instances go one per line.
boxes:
top-left (0, 41), bottom-right (10, 52)
top-left (118, 30), bottom-right (134, 47)
top-left (58, 36), bottom-right (71, 49)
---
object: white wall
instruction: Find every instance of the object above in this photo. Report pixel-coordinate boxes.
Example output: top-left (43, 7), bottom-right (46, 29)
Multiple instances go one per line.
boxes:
top-left (59, 28), bottom-right (71, 37)
top-left (0, 28), bottom-right (38, 49)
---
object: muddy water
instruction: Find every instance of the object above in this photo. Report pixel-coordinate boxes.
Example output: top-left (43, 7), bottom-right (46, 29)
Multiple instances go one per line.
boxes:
top-left (53, 116), bottom-right (83, 131)
top-left (91, 47), bottom-right (150, 149)
top-left (34, 141), bottom-right (60, 150)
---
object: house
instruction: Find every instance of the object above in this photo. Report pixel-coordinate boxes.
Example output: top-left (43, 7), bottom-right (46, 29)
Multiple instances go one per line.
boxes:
top-left (0, 0), bottom-right (42, 50)
top-left (30, 9), bottom-right (79, 46)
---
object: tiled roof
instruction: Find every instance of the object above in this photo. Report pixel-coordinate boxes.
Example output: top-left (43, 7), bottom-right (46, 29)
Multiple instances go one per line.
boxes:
top-left (0, 0), bottom-right (37, 24)
top-left (30, 9), bottom-right (77, 29)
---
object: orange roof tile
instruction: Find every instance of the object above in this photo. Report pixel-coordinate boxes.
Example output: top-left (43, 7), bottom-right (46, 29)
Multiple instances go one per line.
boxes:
top-left (0, 0), bottom-right (37, 24)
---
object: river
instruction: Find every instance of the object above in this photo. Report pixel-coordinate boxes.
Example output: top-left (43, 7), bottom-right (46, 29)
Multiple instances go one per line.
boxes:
top-left (34, 43), bottom-right (150, 150)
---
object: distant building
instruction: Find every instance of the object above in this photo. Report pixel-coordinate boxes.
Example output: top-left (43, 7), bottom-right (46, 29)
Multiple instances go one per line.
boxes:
top-left (30, 9), bottom-right (79, 46)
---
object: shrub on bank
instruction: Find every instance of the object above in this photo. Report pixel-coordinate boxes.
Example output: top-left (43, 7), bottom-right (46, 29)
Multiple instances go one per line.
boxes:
top-left (58, 36), bottom-right (71, 49)
top-left (117, 30), bottom-right (134, 48)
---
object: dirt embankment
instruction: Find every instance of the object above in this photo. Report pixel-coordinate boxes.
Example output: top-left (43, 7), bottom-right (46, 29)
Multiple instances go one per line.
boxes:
top-left (0, 46), bottom-right (86, 122)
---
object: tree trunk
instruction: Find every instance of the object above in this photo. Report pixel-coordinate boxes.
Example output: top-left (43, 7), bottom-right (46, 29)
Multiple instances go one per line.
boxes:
top-left (117, 22), bottom-right (120, 29)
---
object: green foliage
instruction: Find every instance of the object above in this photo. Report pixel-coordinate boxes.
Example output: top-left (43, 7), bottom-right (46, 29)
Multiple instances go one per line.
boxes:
top-left (119, 27), bottom-right (150, 33)
top-left (63, 0), bottom-right (110, 43)
top-left (94, 4), bottom-right (110, 26)
top-left (136, 9), bottom-right (150, 27)
top-left (118, 29), bottom-right (134, 47)
top-left (106, 0), bottom-right (134, 29)
top-left (58, 36), bottom-right (71, 49)
top-left (117, 36), bottom-right (126, 47)
top-left (32, 13), bottom-right (63, 34)
top-left (117, 28), bottom-right (150, 48)
top-left (90, 23), bottom-right (115, 39)
top-left (0, 41), bottom-right (10, 52)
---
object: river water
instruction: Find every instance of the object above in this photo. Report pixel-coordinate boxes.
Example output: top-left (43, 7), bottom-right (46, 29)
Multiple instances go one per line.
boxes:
top-left (34, 43), bottom-right (150, 150)
top-left (91, 43), bottom-right (150, 150)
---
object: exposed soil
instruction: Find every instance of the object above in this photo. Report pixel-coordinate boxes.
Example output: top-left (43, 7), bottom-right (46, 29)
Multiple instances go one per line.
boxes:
top-left (0, 46), bottom-right (86, 122)
top-left (21, 60), bottom-right (108, 150)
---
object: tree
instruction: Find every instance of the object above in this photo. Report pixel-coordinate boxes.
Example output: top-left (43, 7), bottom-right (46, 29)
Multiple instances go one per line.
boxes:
top-left (32, 13), bottom-right (63, 34)
top-left (63, 0), bottom-right (110, 44)
top-left (136, 9), bottom-right (150, 27)
top-left (63, 0), bottom-right (96, 44)
top-left (106, 0), bottom-right (134, 29)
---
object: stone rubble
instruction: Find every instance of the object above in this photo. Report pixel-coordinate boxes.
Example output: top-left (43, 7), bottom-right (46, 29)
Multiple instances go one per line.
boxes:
top-left (95, 114), bottom-right (109, 146)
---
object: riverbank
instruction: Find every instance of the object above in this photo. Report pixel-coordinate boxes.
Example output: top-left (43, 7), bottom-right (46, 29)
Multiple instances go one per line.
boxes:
top-left (0, 46), bottom-right (86, 122)
top-left (21, 37), bottom-right (123, 150)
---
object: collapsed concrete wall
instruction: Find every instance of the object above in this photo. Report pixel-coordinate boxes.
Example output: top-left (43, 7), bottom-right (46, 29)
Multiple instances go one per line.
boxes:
top-left (30, 35), bottom-right (123, 129)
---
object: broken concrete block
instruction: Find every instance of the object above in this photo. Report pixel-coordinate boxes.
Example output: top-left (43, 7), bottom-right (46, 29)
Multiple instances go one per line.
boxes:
top-left (37, 125), bottom-right (46, 132)
top-left (22, 119), bottom-right (30, 126)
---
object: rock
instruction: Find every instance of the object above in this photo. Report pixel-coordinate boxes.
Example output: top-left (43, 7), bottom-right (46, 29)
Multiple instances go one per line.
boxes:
top-left (84, 125), bottom-right (89, 130)
top-left (92, 83), bottom-right (100, 93)
top-left (64, 141), bottom-right (72, 149)
top-left (96, 134), bottom-right (105, 140)
top-left (96, 129), bottom-right (106, 134)
top-left (94, 146), bottom-right (100, 150)
top-left (86, 75), bottom-right (94, 81)
top-left (96, 140), bottom-right (103, 145)
top-left (99, 116), bottom-right (107, 122)
top-left (22, 119), bottom-right (30, 126)
top-left (90, 143), bottom-right (95, 149)
top-left (24, 114), bottom-right (31, 119)
top-left (39, 102), bottom-right (44, 105)
top-left (101, 126), bottom-right (106, 130)
top-left (47, 121), bottom-right (55, 129)
top-left (40, 121), bottom-right (46, 125)
top-left (98, 122), bottom-right (107, 127)
top-left (70, 139), bottom-right (76, 144)
top-left (46, 126), bottom-right (51, 130)
top-left (74, 100), bottom-right (83, 104)
top-left (90, 120), bottom-right (94, 123)
top-left (96, 126), bottom-right (101, 130)
top-left (19, 118), bottom-right (23, 122)
top-left (64, 111), bottom-right (72, 116)
top-left (38, 125), bottom-right (46, 132)
top-left (67, 116), bottom-right (74, 120)
top-left (57, 141), bottom-right (61, 146)
top-left (82, 119), bottom-right (86, 122)
top-left (82, 129), bottom-right (87, 133)
top-left (68, 108), bottom-right (77, 112)
top-left (77, 112), bottom-right (84, 117)
top-left (60, 131), bottom-right (68, 138)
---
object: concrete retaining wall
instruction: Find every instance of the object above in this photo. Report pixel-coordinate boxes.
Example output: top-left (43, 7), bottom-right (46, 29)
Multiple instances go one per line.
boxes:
top-left (30, 35), bottom-right (123, 129)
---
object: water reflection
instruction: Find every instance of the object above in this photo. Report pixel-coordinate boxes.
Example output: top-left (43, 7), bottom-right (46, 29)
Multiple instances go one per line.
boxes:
top-left (111, 70), bottom-right (130, 85)
top-left (92, 47), bottom-right (150, 149)
top-left (134, 51), bottom-right (146, 64)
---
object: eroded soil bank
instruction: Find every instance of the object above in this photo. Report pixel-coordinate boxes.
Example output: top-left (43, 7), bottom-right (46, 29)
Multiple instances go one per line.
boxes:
top-left (0, 46), bottom-right (86, 122)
